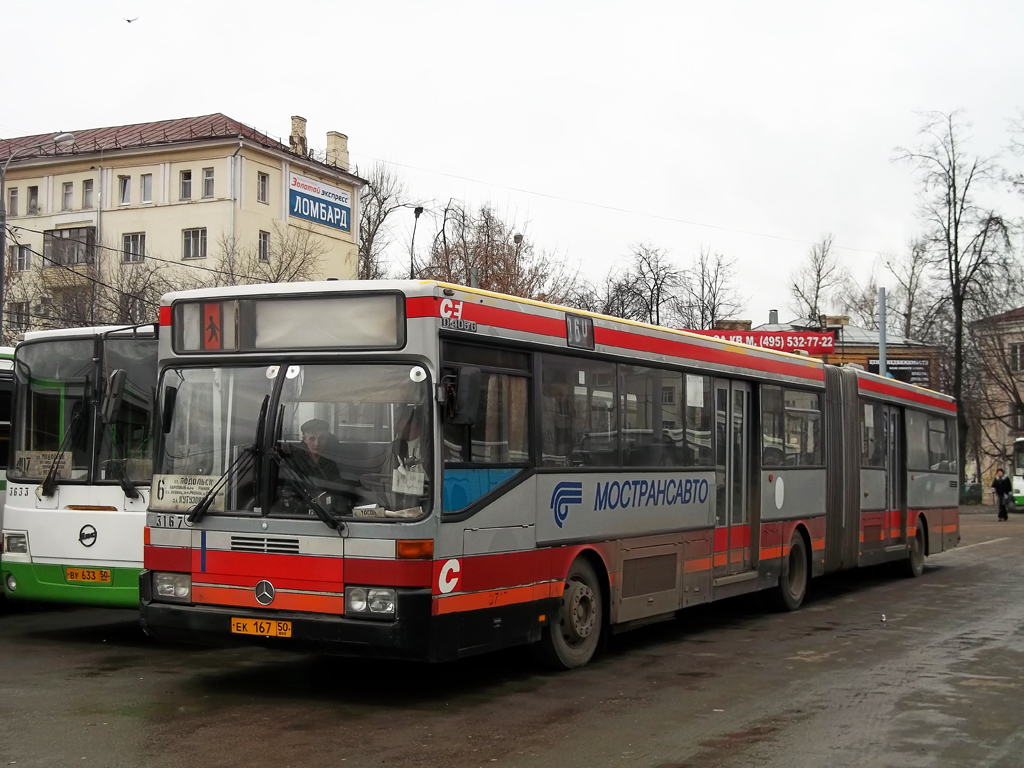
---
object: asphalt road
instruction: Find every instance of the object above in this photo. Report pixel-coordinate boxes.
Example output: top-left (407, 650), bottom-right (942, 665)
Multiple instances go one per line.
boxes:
top-left (1, 510), bottom-right (1020, 768)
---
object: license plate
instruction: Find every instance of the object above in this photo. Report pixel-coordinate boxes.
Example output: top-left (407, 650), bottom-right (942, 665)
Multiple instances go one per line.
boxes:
top-left (65, 567), bottom-right (112, 584)
top-left (230, 618), bottom-right (292, 638)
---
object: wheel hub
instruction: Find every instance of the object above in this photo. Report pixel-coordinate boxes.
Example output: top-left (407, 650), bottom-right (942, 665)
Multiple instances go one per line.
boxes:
top-left (564, 580), bottom-right (596, 641)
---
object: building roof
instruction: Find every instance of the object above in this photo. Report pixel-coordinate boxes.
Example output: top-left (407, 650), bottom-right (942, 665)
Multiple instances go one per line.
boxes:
top-left (0, 113), bottom-right (361, 182)
top-left (753, 317), bottom-right (928, 347)
top-left (977, 305), bottom-right (1024, 325)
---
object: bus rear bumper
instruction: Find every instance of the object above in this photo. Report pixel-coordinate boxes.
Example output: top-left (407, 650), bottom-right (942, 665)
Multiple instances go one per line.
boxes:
top-left (140, 587), bottom-right (437, 661)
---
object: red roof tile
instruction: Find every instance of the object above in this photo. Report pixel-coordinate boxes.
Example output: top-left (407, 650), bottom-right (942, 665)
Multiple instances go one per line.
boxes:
top-left (2, 113), bottom-right (287, 164)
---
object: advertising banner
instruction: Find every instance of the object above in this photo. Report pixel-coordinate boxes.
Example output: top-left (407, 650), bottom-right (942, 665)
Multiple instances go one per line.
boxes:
top-left (687, 329), bottom-right (835, 353)
top-left (288, 172), bottom-right (351, 232)
top-left (868, 357), bottom-right (931, 387)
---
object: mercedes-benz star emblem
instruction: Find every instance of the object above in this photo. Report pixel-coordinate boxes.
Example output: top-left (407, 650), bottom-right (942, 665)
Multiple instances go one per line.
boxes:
top-left (78, 525), bottom-right (97, 548)
top-left (254, 580), bottom-right (275, 605)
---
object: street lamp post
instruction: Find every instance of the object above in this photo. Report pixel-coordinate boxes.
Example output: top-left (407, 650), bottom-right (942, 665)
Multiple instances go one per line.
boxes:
top-left (408, 205), bottom-right (424, 279)
top-left (0, 132), bottom-right (75, 339)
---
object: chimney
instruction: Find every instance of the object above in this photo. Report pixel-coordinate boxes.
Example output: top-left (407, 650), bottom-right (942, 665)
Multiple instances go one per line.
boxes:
top-left (768, 309), bottom-right (779, 325)
top-left (715, 320), bottom-right (752, 331)
top-left (289, 115), bottom-right (308, 156)
top-left (823, 315), bottom-right (850, 326)
top-left (326, 131), bottom-right (349, 171)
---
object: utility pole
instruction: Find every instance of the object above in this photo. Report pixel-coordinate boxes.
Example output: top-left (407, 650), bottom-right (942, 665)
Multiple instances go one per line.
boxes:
top-left (408, 206), bottom-right (424, 280)
top-left (0, 132), bottom-right (75, 339)
top-left (878, 286), bottom-right (887, 378)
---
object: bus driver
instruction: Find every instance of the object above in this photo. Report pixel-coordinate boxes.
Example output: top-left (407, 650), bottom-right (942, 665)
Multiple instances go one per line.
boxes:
top-left (296, 418), bottom-right (342, 484)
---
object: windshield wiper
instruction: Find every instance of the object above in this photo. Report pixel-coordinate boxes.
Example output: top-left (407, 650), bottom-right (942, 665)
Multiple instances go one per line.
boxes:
top-left (270, 446), bottom-right (345, 532)
top-left (186, 446), bottom-right (256, 524)
top-left (104, 459), bottom-right (141, 500)
top-left (40, 407), bottom-right (84, 497)
top-left (187, 395), bottom-right (269, 524)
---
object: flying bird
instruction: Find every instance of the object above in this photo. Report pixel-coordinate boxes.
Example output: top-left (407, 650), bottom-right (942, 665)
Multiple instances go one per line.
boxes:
top-left (125, 17), bottom-right (139, 23)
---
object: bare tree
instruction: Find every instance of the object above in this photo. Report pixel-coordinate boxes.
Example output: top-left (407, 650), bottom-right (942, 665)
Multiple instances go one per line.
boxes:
top-left (621, 243), bottom-right (681, 326)
top-left (896, 109), bottom-right (1014, 489)
top-left (884, 239), bottom-right (945, 340)
top-left (357, 161), bottom-right (408, 280)
top-left (789, 234), bottom-right (845, 322)
top-left (420, 202), bottom-right (578, 302)
top-left (673, 247), bottom-right (744, 330)
top-left (212, 223), bottom-right (330, 286)
top-left (563, 268), bottom-right (646, 320)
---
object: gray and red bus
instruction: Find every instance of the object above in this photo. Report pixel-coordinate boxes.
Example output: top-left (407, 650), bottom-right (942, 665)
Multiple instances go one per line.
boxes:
top-left (140, 281), bottom-right (958, 668)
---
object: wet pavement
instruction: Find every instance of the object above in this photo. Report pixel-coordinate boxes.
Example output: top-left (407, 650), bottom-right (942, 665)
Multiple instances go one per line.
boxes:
top-left (1, 511), bottom-right (1021, 767)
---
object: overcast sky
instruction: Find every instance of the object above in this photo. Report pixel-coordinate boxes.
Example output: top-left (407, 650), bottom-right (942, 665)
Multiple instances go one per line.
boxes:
top-left (6, 1), bottom-right (1024, 326)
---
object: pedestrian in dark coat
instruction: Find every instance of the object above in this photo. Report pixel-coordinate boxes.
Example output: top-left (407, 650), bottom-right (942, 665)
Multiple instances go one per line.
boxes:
top-left (992, 468), bottom-right (1013, 521)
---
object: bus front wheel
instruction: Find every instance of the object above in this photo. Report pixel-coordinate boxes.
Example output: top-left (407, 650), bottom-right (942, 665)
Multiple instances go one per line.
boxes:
top-left (536, 558), bottom-right (603, 669)
top-left (775, 532), bottom-right (808, 611)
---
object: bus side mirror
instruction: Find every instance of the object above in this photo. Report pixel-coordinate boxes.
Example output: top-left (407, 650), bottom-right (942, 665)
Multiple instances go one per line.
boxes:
top-left (101, 369), bottom-right (127, 425)
top-left (161, 386), bottom-right (178, 433)
top-left (449, 366), bottom-right (481, 426)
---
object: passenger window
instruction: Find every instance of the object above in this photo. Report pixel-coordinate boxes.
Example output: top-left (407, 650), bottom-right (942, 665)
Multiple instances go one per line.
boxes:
top-left (442, 343), bottom-right (530, 466)
top-left (541, 355), bottom-right (617, 467)
top-left (761, 386), bottom-right (823, 467)
top-left (860, 400), bottom-right (886, 468)
top-left (621, 366), bottom-right (712, 467)
top-left (927, 417), bottom-right (952, 472)
top-left (905, 410), bottom-right (929, 471)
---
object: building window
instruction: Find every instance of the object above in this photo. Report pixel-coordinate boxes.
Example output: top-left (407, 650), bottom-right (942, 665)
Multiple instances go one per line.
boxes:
top-left (10, 302), bottom-right (30, 332)
top-left (43, 227), bottom-right (95, 266)
top-left (118, 175), bottom-right (131, 205)
top-left (180, 170), bottom-right (192, 200)
top-left (258, 230), bottom-right (270, 262)
top-left (37, 297), bottom-right (52, 321)
top-left (202, 167), bottom-right (215, 198)
top-left (83, 179), bottom-right (94, 209)
top-left (183, 228), bottom-right (207, 259)
top-left (7, 188), bottom-right (17, 217)
top-left (123, 233), bottom-right (146, 263)
top-left (1009, 343), bottom-right (1024, 372)
top-left (61, 182), bottom-right (73, 211)
top-left (257, 172), bottom-right (269, 204)
top-left (661, 387), bottom-right (675, 405)
top-left (10, 244), bottom-right (31, 271)
top-left (1012, 404), bottom-right (1024, 432)
top-left (27, 186), bottom-right (38, 214)
top-left (141, 173), bottom-right (153, 204)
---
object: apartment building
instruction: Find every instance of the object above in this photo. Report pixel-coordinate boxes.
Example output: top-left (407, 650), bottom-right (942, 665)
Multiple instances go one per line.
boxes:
top-left (1, 113), bottom-right (363, 334)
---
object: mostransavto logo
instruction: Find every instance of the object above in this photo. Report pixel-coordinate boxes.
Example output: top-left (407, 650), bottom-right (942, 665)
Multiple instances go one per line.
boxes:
top-left (551, 481), bottom-right (583, 528)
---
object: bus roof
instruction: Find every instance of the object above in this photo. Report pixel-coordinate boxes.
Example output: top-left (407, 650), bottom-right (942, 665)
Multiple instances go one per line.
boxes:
top-left (160, 279), bottom-right (954, 412)
top-left (20, 324), bottom-right (157, 342)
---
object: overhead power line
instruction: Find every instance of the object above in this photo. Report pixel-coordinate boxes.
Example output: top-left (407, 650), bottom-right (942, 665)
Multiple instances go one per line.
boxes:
top-left (350, 151), bottom-right (882, 256)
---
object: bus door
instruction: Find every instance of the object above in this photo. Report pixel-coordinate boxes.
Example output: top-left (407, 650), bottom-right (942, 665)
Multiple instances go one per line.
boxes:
top-left (886, 406), bottom-right (905, 545)
top-left (714, 380), bottom-right (752, 577)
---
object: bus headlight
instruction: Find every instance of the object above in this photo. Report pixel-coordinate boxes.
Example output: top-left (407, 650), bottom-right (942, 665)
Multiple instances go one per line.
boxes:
top-left (4, 533), bottom-right (28, 555)
top-left (346, 586), bottom-right (396, 617)
top-left (153, 572), bottom-right (191, 603)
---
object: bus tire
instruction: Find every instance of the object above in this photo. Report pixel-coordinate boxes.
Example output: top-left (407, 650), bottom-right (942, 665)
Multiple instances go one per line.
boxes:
top-left (903, 525), bottom-right (926, 578)
top-left (536, 557), bottom-right (603, 670)
top-left (775, 531), bottom-right (808, 611)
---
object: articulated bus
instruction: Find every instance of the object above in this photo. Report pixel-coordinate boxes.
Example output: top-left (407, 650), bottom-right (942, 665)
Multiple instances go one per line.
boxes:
top-left (140, 281), bottom-right (959, 668)
top-left (2, 326), bottom-right (158, 606)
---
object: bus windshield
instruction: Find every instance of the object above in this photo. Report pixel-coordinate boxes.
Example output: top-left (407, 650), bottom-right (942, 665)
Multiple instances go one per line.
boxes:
top-left (10, 338), bottom-right (95, 483)
top-left (97, 337), bottom-right (158, 485)
top-left (157, 363), bottom-right (432, 521)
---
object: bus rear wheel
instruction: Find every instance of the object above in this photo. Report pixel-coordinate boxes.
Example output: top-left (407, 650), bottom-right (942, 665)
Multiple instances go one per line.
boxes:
top-left (903, 525), bottom-right (925, 578)
top-left (536, 558), bottom-right (603, 670)
top-left (775, 532), bottom-right (808, 611)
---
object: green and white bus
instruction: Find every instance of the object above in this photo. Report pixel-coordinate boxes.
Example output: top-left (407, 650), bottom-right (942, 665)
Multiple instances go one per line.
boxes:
top-left (2, 326), bottom-right (157, 606)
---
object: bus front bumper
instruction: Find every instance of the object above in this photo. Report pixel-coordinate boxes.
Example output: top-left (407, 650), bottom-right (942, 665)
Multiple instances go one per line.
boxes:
top-left (2, 561), bottom-right (141, 607)
top-left (140, 575), bottom-right (437, 661)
